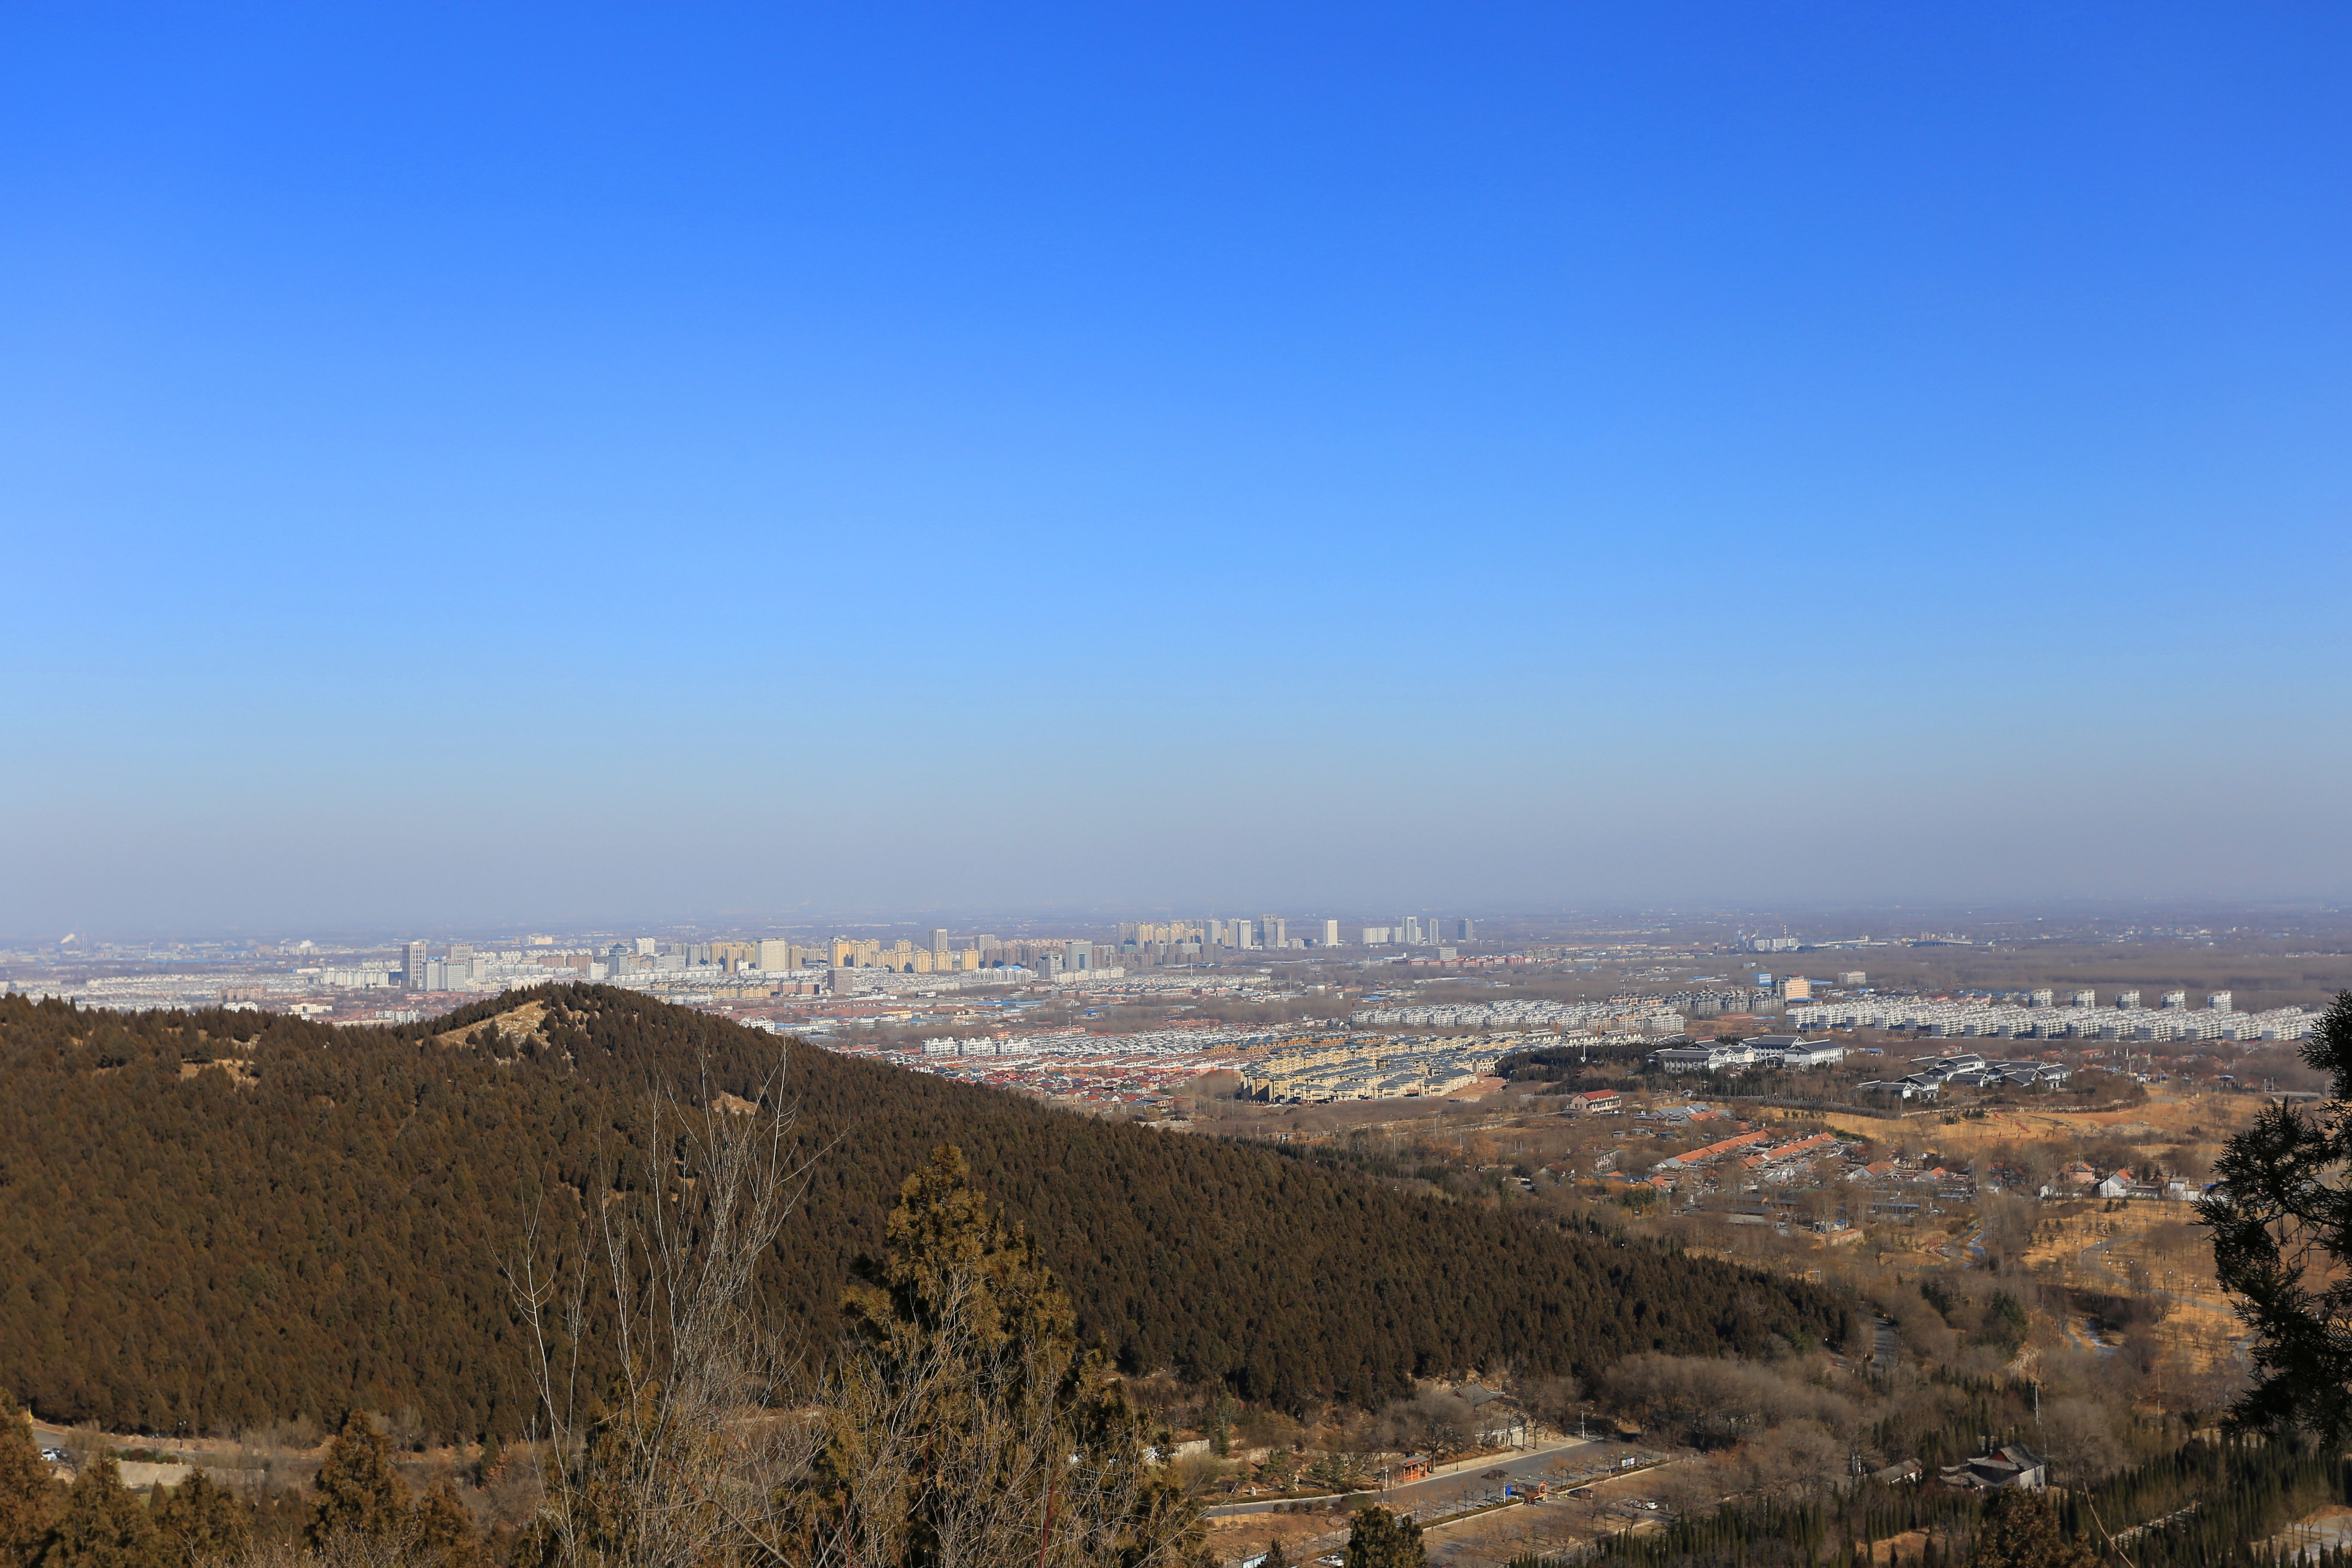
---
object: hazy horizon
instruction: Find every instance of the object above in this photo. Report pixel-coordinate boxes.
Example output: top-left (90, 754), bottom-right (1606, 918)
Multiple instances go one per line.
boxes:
top-left (5, 5), bottom-right (2347, 933)
top-left (13, 897), bottom-right (2348, 954)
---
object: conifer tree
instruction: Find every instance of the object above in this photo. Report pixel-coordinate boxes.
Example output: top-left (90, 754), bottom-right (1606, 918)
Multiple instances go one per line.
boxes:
top-left (1963, 1489), bottom-right (2098, 1568)
top-left (38, 1456), bottom-right (162, 1568)
top-left (2207, 991), bottom-right (2352, 1438)
top-left (1209, 1390), bottom-right (1237, 1459)
top-left (0, 1412), bottom-right (57, 1568)
top-left (805, 1145), bottom-right (1204, 1568)
top-left (1344, 1505), bottom-right (1425, 1568)
top-left (1261, 1539), bottom-right (1291, 1568)
top-left (409, 1477), bottom-right (478, 1568)
top-left (306, 1414), bottom-right (409, 1547)
top-left (152, 1471), bottom-right (248, 1565)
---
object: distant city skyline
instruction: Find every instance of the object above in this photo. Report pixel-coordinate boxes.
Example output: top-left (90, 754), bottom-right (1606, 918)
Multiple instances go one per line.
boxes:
top-left (3, 6), bottom-right (2347, 930)
top-left (6, 899), bottom-right (2340, 953)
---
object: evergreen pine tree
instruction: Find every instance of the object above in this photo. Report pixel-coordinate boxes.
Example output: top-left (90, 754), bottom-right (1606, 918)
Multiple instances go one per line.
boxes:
top-left (409, 1477), bottom-right (478, 1568)
top-left (1209, 1389), bottom-right (1237, 1459)
top-left (153, 1472), bottom-right (248, 1565)
top-left (305, 1414), bottom-right (409, 1547)
top-left (2208, 991), bottom-right (2352, 1438)
top-left (1262, 1538), bottom-right (1291, 1568)
top-left (807, 1145), bottom-right (1205, 1568)
top-left (0, 1413), bottom-right (58, 1568)
top-left (1344, 1506), bottom-right (1426, 1568)
top-left (38, 1456), bottom-right (162, 1568)
top-left (1964, 1489), bottom-right (2099, 1568)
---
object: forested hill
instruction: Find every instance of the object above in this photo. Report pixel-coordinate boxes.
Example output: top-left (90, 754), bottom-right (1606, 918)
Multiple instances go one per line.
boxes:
top-left (0, 985), bottom-right (1848, 1440)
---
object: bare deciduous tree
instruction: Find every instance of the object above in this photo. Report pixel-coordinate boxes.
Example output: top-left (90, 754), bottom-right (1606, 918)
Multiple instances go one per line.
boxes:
top-left (499, 1054), bottom-right (1204, 1568)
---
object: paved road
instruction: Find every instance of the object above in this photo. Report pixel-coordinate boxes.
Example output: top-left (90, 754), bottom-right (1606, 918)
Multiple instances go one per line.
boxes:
top-left (1206, 1436), bottom-right (1652, 1519)
top-left (1871, 1316), bottom-right (1901, 1375)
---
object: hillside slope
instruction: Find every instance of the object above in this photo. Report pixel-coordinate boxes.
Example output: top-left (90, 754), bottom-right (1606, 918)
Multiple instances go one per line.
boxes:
top-left (0, 986), bottom-right (1848, 1438)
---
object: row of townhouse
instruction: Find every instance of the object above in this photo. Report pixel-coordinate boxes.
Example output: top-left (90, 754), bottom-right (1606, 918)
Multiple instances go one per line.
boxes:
top-left (1651, 1034), bottom-right (1847, 1074)
top-left (1790, 997), bottom-right (2315, 1042)
top-left (1240, 1036), bottom-right (1506, 1100)
top-left (1349, 997), bottom-right (1692, 1035)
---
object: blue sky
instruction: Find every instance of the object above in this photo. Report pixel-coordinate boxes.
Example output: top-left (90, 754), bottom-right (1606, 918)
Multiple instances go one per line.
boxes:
top-left (3, 3), bottom-right (2347, 934)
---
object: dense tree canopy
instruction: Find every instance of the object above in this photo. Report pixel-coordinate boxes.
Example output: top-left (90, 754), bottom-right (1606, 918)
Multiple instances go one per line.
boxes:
top-left (1345, 1507), bottom-right (1425, 1568)
top-left (0, 1414), bottom-right (56, 1568)
top-left (38, 1458), bottom-right (159, 1568)
top-left (0, 986), bottom-right (1849, 1438)
top-left (306, 1413), bottom-right (410, 1547)
top-left (2206, 990), bottom-right (2352, 1438)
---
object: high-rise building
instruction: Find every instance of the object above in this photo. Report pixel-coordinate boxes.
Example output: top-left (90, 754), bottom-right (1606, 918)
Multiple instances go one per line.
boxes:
top-left (2160, 991), bottom-right (2187, 1010)
top-left (757, 939), bottom-right (798, 972)
top-left (2115, 991), bottom-right (2141, 1009)
top-left (2028, 989), bottom-right (2055, 1007)
top-left (1838, 971), bottom-right (1868, 987)
top-left (1455, 918), bottom-right (1474, 941)
top-left (1319, 919), bottom-right (1340, 947)
top-left (1260, 915), bottom-right (1285, 949)
top-left (1065, 940), bottom-right (1094, 971)
top-left (2069, 989), bottom-right (2097, 1008)
top-left (2208, 992), bottom-right (2232, 1011)
top-left (929, 928), bottom-right (949, 957)
top-left (401, 940), bottom-right (429, 989)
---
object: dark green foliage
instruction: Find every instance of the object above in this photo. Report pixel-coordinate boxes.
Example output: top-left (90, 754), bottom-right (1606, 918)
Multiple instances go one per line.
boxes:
top-left (305, 1414), bottom-right (408, 1546)
top-left (2206, 989), bottom-right (2352, 1440)
top-left (2059, 1436), bottom-right (2343, 1568)
top-left (152, 1472), bottom-right (248, 1565)
top-left (1344, 1506), bottom-right (1424, 1568)
top-left (0, 986), bottom-right (1848, 1437)
top-left (37, 1458), bottom-right (160, 1568)
top-left (1983, 1292), bottom-right (2029, 1357)
top-left (1572, 1433), bottom-right (2337, 1568)
top-left (801, 1145), bottom-right (1203, 1568)
top-left (1966, 1490), bottom-right (2097, 1568)
top-left (1261, 1541), bottom-right (1289, 1568)
top-left (0, 1414), bottom-right (58, 1568)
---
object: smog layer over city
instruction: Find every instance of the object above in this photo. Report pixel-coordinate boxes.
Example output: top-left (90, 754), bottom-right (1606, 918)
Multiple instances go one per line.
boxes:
top-left (2, 8), bottom-right (2348, 1568)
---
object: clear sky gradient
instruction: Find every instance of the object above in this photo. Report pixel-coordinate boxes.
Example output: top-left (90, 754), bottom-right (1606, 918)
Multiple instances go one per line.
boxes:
top-left (3, 3), bottom-right (2347, 934)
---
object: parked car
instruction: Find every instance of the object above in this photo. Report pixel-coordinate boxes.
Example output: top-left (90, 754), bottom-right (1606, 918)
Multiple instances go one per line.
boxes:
top-left (39, 1448), bottom-right (69, 1464)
